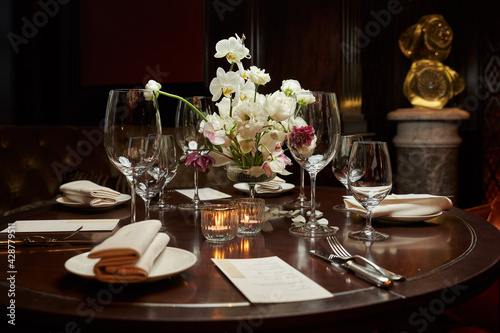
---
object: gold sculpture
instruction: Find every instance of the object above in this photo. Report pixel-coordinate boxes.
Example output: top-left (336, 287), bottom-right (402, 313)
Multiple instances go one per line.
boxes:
top-left (399, 15), bottom-right (464, 109)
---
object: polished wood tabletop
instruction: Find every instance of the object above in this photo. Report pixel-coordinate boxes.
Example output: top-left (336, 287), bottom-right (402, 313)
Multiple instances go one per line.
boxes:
top-left (1, 186), bottom-right (499, 333)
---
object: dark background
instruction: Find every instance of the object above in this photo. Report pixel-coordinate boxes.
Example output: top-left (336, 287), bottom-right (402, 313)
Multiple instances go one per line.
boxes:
top-left (1, 0), bottom-right (499, 209)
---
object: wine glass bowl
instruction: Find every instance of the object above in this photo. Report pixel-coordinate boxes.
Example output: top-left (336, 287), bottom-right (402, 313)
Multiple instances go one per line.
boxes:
top-left (175, 97), bottom-right (214, 210)
top-left (150, 135), bottom-right (179, 211)
top-left (332, 135), bottom-right (363, 211)
top-left (137, 135), bottom-right (178, 220)
top-left (347, 141), bottom-right (392, 241)
top-left (104, 89), bottom-right (162, 223)
top-left (287, 91), bottom-right (341, 237)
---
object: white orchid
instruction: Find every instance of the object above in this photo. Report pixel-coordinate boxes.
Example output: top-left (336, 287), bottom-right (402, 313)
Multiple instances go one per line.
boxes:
top-left (214, 34), bottom-right (250, 64)
top-left (209, 68), bottom-right (245, 101)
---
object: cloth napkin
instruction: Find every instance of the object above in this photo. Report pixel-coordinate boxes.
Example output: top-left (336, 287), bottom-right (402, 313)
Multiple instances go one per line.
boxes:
top-left (88, 220), bottom-right (170, 283)
top-left (344, 194), bottom-right (453, 218)
top-left (60, 180), bottom-right (121, 207)
top-left (255, 177), bottom-right (286, 193)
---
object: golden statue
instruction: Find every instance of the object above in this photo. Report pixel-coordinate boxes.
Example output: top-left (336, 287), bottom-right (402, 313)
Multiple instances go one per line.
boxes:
top-left (399, 15), bottom-right (464, 109)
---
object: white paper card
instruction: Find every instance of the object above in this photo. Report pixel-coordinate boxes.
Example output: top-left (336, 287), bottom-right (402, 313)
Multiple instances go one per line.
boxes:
top-left (176, 187), bottom-right (231, 200)
top-left (212, 256), bottom-right (333, 303)
top-left (0, 219), bottom-right (120, 233)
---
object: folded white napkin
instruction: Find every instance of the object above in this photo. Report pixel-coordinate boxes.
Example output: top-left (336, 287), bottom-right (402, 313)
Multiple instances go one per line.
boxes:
top-left (255, 177), bottom-right (286, 193)
top-left (60, 180), bottom-right (121, 207)
top-left (88, 220), bottom-right (170, 283)
top-left (344, 194), bottom-right (453, 218)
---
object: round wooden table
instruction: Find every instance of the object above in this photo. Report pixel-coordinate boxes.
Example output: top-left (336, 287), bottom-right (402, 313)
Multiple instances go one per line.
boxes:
top-left (1, 186), bottom-right (499, 332)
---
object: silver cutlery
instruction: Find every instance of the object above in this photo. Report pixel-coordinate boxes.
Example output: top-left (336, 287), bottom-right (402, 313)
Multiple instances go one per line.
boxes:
top-left (0, 226), bottom-right (96, 246)
top-left (326, 236), bottom-right (405, 281)
top-left (310, 250), bottom-right (393, 288)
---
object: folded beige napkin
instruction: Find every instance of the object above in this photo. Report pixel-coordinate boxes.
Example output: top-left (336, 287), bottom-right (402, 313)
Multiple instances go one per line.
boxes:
top-left (60, 180), bottom-right (121, 207)
top-left (88, 220), bottom-right (170, 283)
top-left (344, 194), bottom-right (453, 218)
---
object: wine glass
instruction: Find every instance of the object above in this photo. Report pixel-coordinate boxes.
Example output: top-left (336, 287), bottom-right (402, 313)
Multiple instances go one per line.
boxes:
top-left (347, 141), bottom-right (392, 241)
top-left (175, 96), bottom-right (214, 210)
top-left (137, 135), bottom-right (178, 220)
top-left (331, 135), bottom-right (363, 211)
top-left (150, 135), bottom-right (179, 212)
top-left (287, 91), bottom-right (341, 237)
top-left (104, 89), bottom-right (162, 223)
top-left (284, 166), bottom-right (319, 209)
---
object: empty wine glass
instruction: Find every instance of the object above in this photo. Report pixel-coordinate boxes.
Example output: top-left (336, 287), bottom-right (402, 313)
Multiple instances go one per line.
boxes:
top-left (287, 91), bottom-right (341, 237)
top-left (137, 135), bottom-right (178, 219)
top-left (332, 135), bottom-right (363, 211)
top-left (347, 141), bottom-right (392, 241)
top-left (104, 89), bottom-right (162, 223)
top-left (284, 166), bottom-right (319, 209)
top-left (150, 135), bottom-right (179, 212)
top-left (175, 96), bottom-right (213, 210)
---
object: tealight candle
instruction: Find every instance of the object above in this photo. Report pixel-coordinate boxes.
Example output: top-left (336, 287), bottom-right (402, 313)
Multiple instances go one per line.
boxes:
top-left (232, 198), bottom-right (265, 235)
top-left (200, 204), bottom-right (239, 242)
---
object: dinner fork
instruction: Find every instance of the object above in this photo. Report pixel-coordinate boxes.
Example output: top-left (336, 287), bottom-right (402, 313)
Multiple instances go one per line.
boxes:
top-left (326, 236), bottom-right (406, 281)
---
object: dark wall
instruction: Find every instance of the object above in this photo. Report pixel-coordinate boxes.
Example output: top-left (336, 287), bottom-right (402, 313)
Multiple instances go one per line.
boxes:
top-left (2, 0), bottom-right (498, 208)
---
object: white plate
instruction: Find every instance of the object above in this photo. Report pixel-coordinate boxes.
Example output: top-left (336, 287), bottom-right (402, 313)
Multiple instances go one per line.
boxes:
top-left (64, 247), bottom-right (197, 283)
top-left (57, 194), bottom-right (131, 208)
top-left (233, 182), bottom-right (295, 196)
top-left (375, 211), bottom-right (443, 223)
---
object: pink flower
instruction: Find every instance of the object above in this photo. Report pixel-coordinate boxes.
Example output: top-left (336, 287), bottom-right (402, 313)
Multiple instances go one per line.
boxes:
top-left (185, 152), bottom-right (216, 172)
top-left (289, 126), bottom-right (315, 149)
top-left (261, 149), bottom-right (292, 177)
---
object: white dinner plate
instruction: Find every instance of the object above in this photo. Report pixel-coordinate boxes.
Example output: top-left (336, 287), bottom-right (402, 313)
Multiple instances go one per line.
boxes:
top-left (57, 194), bottom-right (131, 208)
top-left (375, 211), bottom-right (443, 223)
top-left (233, 182), bottom-right (295, 196)
top-left (64, 247), bottom-right (197, 283)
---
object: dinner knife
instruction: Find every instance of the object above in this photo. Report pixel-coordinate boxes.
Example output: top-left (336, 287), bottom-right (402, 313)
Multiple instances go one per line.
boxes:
top-left (0, 239), bottom-right (96, 246)
top-left (310, 250), bottom-right (393, 288)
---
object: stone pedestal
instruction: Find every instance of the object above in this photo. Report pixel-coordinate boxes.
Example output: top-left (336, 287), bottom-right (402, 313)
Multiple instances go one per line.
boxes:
top-left (387, 108), bottom-right (469, 201)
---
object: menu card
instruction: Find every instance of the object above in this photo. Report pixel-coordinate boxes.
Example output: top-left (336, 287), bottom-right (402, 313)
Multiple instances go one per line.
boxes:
top-left (176, 187), bottom-right (231, 200)
top-left (213, 256), bottom-right (333, 303)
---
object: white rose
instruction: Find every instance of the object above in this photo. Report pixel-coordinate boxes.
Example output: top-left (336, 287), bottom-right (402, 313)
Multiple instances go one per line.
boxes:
top-left (281, 79), bottom-right (302, 97)
top-left (144, 80), bottom-right (161, 101)
top-left (248, 66), bottom-right (271, 86)
top-left (265, 91), bottom-right (296, 122)
top-left (296, 89), bottom-right (316, 105)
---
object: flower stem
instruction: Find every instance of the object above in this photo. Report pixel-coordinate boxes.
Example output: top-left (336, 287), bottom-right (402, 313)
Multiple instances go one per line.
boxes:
top-left (158, 91), bottom-right (208, 122)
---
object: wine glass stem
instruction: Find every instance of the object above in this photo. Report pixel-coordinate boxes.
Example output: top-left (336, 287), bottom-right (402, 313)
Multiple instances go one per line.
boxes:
top-left (309, 172), bottom-right (318, 225)
top-left (130, 180), bottom-right (137, 223)
top-left (193, 168), bottom-right (200, 205)
top-left (364, 209), bottom-right (375, 233)
top-left (298, 167), bottom-right (306, 201)
top-left (157, 187), bottom-right (166, 206)
top-left (145, 199), bottom-right (151, 220)
top-left (249, 184), bottom-right (256, 198)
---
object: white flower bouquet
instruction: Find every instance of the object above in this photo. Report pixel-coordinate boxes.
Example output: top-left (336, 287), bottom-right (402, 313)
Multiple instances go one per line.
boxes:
top-left (146, 34), bottom-right (315, 177)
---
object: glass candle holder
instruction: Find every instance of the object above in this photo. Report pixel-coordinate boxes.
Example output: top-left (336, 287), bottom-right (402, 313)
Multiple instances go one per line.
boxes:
top-left (200, 204), bottom-right (239, 242)
top-left (232, 198), bottom-right (266, 235)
